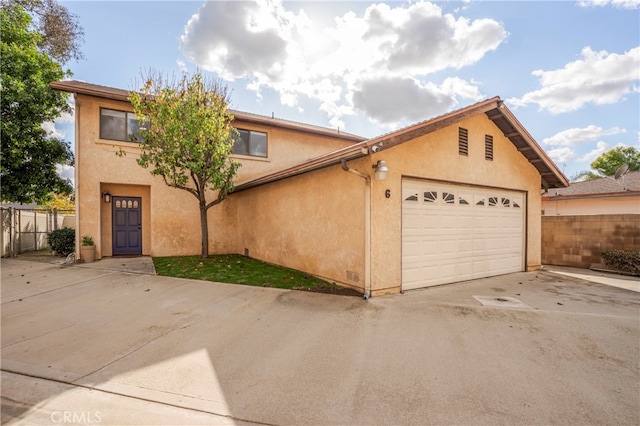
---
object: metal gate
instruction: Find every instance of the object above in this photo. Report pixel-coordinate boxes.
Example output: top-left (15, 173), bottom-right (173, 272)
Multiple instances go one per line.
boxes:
top-left (1, 207), bottom-right (75, 257)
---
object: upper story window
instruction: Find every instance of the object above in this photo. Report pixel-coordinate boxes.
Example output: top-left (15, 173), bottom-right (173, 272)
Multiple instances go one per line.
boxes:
top-left (100, 108), bottom-right (145, 142)
top-left (233, 129), bottom-right (267, 157)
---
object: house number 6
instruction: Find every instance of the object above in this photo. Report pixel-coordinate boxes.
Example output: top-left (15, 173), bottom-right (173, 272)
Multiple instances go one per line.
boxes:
top-left (385, 189), bottom-right (391, 198)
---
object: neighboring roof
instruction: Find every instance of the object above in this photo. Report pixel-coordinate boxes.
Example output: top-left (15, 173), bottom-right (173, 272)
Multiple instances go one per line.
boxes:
top-left (235, 97), bottom-right (569, 192)
top-left (544, 171), bottom-right (640, 200)
top-left (50, 80), bottom-right (366, 143)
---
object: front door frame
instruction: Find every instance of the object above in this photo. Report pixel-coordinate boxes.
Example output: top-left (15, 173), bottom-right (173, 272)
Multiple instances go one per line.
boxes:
top-left (112, 196), bottom-right (142, 255)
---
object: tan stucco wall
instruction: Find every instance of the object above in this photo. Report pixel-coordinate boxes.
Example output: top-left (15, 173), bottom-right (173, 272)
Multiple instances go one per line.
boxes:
top-left (542, 196), bottom-right (640, 216)
top-left (231, 122), bottom-right (355, 182)
top-left (230, 113), bottom-right (544, 295)
top-left (230, 166), bottom-right (366, 291)
top-left (74, 94), bottom-right (351, 259)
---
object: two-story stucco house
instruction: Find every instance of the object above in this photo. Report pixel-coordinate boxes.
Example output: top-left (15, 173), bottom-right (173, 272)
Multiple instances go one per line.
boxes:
top-left (52, 80), bottom-right (568, 297)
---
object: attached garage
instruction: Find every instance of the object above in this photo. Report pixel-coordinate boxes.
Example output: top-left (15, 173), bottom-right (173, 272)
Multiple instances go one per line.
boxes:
top-left (231, 97), bottom-right (569, 296)
top-left (402, 179), bottom-right (525, 290)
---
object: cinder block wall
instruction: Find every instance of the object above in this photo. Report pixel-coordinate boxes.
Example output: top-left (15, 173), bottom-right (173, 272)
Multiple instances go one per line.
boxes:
top-left (541, 214), bottom-right (640, 268)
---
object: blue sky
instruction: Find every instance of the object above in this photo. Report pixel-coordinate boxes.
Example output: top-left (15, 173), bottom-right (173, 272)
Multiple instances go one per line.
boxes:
top-left (53, 0), bottom-right (640, 183)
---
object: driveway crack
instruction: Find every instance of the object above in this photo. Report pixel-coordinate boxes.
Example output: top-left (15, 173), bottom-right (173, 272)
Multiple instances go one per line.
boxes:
top-left (1, 271), bottom-right (120, 304)
top-left (72, 323), bottom-right (194, 384)
top-left (1, 324), bottom-right (77, 348)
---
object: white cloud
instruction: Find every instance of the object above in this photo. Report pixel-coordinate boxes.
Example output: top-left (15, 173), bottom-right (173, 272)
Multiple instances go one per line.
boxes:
top-left (41, 110), bottom-right (74, 140)
top-left (176, 59), bottom-right (188, 74)
top-left (577, 0), bottom-right (640, 9)
top-left (42, 121), bottom-right (65, 139)
top-left (542, 125), bottom-right (626, 146)
top-left (579, 141), bottom-right (611, 163)
top-left (56, 164), bottom-right (75, 187)
top-left (180, 1), bottom-right (301, 82)
top-left (351, 76), bottom-right (483, 127)
top-left (180, 0), bottom-right (506, 128)
top-left (509, 46), bottom-right (640, 113)
top-left (57, 109), bottom-right (74, 124)
top-left (546, 147), bottom-right (577, 164)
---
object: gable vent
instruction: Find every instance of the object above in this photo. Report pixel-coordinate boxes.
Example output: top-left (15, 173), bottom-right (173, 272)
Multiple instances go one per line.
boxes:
top-left (485, 134), bottom-right (494, 160)
top-left (458, 127), bottom-right (468, 156)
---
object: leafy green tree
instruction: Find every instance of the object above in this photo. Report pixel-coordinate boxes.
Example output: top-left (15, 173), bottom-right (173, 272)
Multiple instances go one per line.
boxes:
top-left (1, 3), bottom-right (74, 204)
top-left (40, 192), bottom-right (74, 211)
top-left (129, 72), bottom-right (241, 258)
top-left (6, 0), bottom-right (84, 64)
top-left (590, 146), bottom-right (639, 176)
top-left (570, 170), bottom-right (602, 182)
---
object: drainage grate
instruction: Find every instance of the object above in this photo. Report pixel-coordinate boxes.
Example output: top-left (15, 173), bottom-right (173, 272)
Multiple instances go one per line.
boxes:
top-left (473, 295), bottom-right (533, 309)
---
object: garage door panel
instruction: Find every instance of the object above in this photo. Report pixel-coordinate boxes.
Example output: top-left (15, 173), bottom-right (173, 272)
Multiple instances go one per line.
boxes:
top-left (402, 179), bottom-right (525, 290)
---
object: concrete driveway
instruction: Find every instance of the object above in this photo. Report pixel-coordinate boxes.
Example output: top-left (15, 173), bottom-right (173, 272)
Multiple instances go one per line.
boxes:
top-left (2, 258), bottom-right (639, 425)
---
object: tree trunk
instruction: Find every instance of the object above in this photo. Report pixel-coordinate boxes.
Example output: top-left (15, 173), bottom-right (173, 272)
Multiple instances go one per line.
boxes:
top-left (199, 198), bottom-right (209, 258)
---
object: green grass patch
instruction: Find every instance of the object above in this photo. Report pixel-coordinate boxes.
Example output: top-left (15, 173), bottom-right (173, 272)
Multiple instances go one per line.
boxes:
top-left (152, 254), bottom-right (361, 296)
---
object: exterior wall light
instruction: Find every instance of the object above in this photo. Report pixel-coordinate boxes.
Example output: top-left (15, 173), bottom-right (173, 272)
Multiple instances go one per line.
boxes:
top-left (102, 191), bottom-right (111, 203)
top-left (373, 160), bottom-right (388, 181)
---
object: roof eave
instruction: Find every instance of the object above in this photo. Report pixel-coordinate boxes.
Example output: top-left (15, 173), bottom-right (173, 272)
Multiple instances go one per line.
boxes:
top-left (50, 80), bottom-right (366, 143)
top-left (234, 98), bottom-right (505, 193)
top-left (234, 145), bottom-right (369, 192)
top-left (227, 109), bottom-right (365, 143)
top-left (53, 80), bottom-right (566, 193)
top-left (485, 104), bottom-right (569, 189)
top-left (51, 80), bottom-right (131, 102)
top-left (363, 97), bottom-right (503, 151)
top-left (543, 191), bottom-right (640, 201)
top-left (235, 97), bottom-right (568, 193)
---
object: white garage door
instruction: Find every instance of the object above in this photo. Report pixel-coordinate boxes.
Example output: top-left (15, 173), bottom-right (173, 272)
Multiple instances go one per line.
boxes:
top-left (402, 179), bottom-right (525, 290)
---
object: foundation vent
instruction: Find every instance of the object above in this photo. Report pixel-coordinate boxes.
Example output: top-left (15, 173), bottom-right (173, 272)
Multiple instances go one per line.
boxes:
top-left (346, 270), bottom-right (360, 282)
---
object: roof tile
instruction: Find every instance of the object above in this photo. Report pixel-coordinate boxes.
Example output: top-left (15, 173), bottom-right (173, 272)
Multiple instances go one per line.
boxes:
top-left (548, 171), bottom-right (640, 196)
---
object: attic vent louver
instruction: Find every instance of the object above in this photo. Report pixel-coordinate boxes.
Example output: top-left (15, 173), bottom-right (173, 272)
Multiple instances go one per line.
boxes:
top-left (459, 127), bottom-right (468, 156)
top-left (485, 135), bottom-right (494, 160)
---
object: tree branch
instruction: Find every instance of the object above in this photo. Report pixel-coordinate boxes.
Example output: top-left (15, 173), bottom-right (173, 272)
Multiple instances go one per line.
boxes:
top-left (161, 173), bottom-right (198, 198)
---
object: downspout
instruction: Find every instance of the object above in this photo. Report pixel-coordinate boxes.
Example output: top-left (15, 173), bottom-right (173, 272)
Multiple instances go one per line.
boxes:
top-left (73, 93), bottom-right (81, 262)
top-left (341, 158), bottom-right (371, 300)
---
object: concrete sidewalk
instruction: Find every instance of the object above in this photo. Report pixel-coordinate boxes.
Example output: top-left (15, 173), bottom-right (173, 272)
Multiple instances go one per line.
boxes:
top-left (2, 258), bottom-right (639, 425)
top-left (543, 264), bottom-right (639, 293)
